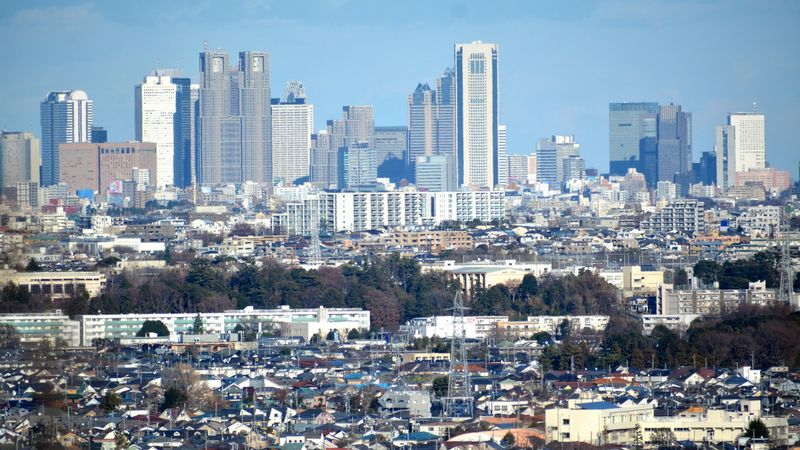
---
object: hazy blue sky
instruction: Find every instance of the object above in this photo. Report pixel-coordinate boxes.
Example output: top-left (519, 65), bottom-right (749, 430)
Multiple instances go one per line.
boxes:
top-left (1, 0), bottom-right (798, 174)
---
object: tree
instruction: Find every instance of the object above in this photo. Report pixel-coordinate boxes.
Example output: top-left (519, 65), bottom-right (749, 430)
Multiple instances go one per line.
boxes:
top-left (99, 391), bottom-right (122, 413)
top-left (136, 320), bottom-right (170, 337)
top-left (347, 328), bottom-right (361, 340)
top-left (192, 314), bottom-right (204, 334)
top-left (161, 363), bottom-right (215, 409)
top-left (0, 324), bottom-right (20, 349)
top-left (432, 376), bottom-right (449, 397)
top-left (326, 329), bottom-right (337, 341)
top-left (743, 419), bottom-right (769, 439)
top-left (500, 431), bottom-right (515, 448)
top-left (161, 387), bottom-right (188, 410)
top-left (674, 269), bottom-right (689, 288)
top-left (649, 428), bottom-right (677, 448)
top-left (25, 258), bottom-right (42, 272)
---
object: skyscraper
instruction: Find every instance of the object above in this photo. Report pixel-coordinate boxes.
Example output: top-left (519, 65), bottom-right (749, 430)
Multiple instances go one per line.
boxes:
top-left (0, 131), bottom-right (40, 188)
top-left (197, 48), bottom-right (270, 185)
top-left (715, 125), bottom-right (735, 191)
top-left (135, 73), bottom-right (177, 187)
top-left (408, 83), bottom-right (437, 180)
top-left (374, 126), bottom-right (407, 181)
top-left (415, 155), bottom-right (451, 191)
top-left (91, 127), bottom-right (107, 143)
top-left (507, 154), bottom-right (528, 185)
top-left (536, 135), bottom-right (580, 189)
top-left (271, 81), bottom-right (313, 184)
top-left (436, 69), bottom-right (457, 186)
top-left (608, 102), bottom-right (659, 177)
top-left (455, 41), bottom-right (499, 188)
top-left (497, 125), bottom-right (508, 186)
top-left (715, 112), bottom-right (766, 192)
top-left (58, 142), bottom-right (157, 194)
top-left (40, 90), bottom-right (93, 186)
top-left (171, 76), bottom-right (197, 188)
top-left (728, 112), bottom-right (766, 173)
top-left (657, 103), bottom-right (692, 183)
top-left (337, 106), bottom-right (375, 189)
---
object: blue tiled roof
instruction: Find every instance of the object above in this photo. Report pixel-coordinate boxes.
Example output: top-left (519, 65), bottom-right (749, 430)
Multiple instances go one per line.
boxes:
top-left (578, 401), bottom-right (619, 410)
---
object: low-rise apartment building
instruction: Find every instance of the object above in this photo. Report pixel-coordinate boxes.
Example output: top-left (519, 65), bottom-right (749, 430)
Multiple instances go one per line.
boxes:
top-left (498, 315), bottom-right (610, 338)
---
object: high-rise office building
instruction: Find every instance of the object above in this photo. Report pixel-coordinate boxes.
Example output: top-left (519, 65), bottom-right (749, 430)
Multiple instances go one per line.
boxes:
top-left (715, 112), bottom-right (766, 192)
top-left (408, 83), bottom-right (437, 180)
top-left (172, 77), bottom-right (197, 188)
top-left (135, 74), bottom-right (176, 187)
top-left (197, 49), bottom-right (270, 185)
top-left (536, 135), bottom-right (580, 188)
top-left (91, 127), bottom-right (107, 143)
top-left (374, 126), bottom-right (407, 181)
top-left (527, 154), bottom-right (537, 185)
top-left (507, 154), bottom-right (528, 185)
top-left (338, 142), bottom-right (376, 190)
top-left (436, 69), bottom-right (457, 186)
top-left (608, 102), bottom-right (659, 177)
top-left (310, 129), bottom-right (334, 188)
top-left (716, 125), bottom-right (736, 191)
top-left (0, 131), bottom-right (40, 188)
top-left (563, 155), bottom-right (586, 183)
top-left (40, 90), bottom-right (93, 186)
top-left (693, 151), bottom-right (717, 186)
top-left (58, 142), bottom-right (157, 194)
top-left (271, 81), bottom-right (313, 184)
top-left (728, 112), bottom-right (766, 173)
top-left (497, 125), bottom-right (508, 186)
top-left (416, 155), bottom-right (452, 192)
top-left (657, 103), bottom-right (692, 183)
top-left (455, 41), bottom-right (499, 188)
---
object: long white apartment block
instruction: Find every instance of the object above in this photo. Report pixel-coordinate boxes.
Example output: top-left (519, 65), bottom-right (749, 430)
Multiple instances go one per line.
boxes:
top-left (286, 189), bottom-right (505, 234)
top-left (77, 306), bottom-right (369, 346)
top-left (399, 315), bottom-right (509, 340)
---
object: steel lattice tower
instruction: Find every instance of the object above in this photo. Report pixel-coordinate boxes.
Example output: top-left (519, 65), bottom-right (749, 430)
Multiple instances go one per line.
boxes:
top-left (778, 206), bottom-right (794, 303)
top-left (444, 291), bottom-right (473, 418)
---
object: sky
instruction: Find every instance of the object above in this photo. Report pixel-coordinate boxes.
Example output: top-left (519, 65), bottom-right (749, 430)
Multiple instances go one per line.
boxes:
top-left (1, 0), bottom-right (798, 176)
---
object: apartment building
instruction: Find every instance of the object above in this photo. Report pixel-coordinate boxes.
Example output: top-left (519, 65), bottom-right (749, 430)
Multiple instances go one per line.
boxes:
top-left (0, 269), bottom-right (106, 299)
top-left (497, 315), bottom-right (610, 338)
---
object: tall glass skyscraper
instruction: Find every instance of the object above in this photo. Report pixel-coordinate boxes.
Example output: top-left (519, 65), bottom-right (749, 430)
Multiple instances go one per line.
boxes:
top-left (657, 103), bottom-right (692, 183)
top-left (455, 41), bottom-right (499, 188)
top-left (608, 102), bottom-right (658, 178)
top-left (40, 90), bottom-right (92, 186)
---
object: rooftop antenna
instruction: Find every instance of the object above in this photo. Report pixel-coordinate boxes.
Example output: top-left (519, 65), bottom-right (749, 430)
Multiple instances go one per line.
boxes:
top-left (203, 40), bottom-right (208, 52)
top-left (752, 101), bottom-right (759, 113)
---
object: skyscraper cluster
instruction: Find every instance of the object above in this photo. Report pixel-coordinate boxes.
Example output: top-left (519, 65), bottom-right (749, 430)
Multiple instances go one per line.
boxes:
top-left (0, 39), bottom-right (787, 208)
top-left (608, 102), bottom-right (691, 188)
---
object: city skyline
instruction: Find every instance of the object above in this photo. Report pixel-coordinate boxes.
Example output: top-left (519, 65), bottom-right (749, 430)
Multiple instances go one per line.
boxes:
top-left (0, 0), bottom-right (797, 176)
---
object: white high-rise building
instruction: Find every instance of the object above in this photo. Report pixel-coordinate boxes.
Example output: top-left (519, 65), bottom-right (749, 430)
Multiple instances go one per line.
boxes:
top-left (497, 124), bottom-right (508, 186)
top-left (728, 112), bottom-right (765, 173)
top-left (135, 74), bottom-right (176, 187)
top-left (271, 81), bottom-right (313, 184)
top-left (455, 41), bottom-right (499, 188)
top-left (715, 112), bottom-right (765, 191)
top-left (40, 90), bottom-right (92, 186)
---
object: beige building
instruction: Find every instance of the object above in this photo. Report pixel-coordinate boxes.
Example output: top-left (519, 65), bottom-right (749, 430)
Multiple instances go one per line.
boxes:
top-left (546, 395), bottom-right (788, 447)
top-left (622, 265), bottom-right (664, 296)
top-left (58, 141), bottom-right (158, 194)
top-left (0, 131), bottom-right (40, 188)
top-left (0, 270), bottom-right (106, 299)
top-left (381, 230), bottom-right (473, 253)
